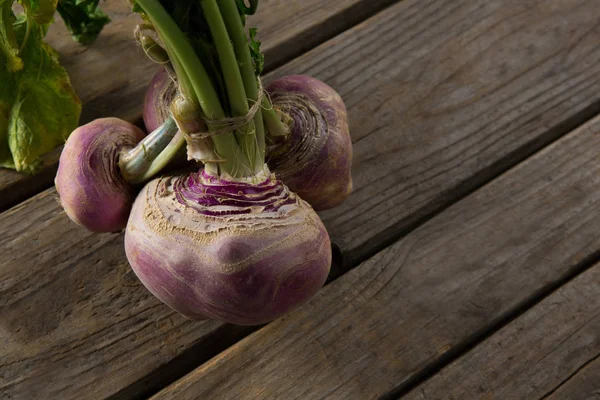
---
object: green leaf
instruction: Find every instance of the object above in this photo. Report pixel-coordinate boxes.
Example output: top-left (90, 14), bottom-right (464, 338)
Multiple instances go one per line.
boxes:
top-left (0, 15), bottom-right (81, 173)
top-left (27, 0), bottom-right (59, 24)
top-left (248, 27), bottom-right (263, 76)
top-left (0, 0), bottom-right (23, 71)
top-left (56, 0), bottom-right (110, 45)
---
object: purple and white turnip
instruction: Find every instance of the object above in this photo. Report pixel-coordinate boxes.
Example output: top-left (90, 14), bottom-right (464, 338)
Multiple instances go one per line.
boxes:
top-left (266, 75), bottom-right (353, 210)
top-left (56, 116), bottom-right (181, 232)
top-left (56, 118), bottom-right (146, 233)
top-left (125, 169), bottom-right (331, 325)
top-left (55, 0), bottom-right (352, 326)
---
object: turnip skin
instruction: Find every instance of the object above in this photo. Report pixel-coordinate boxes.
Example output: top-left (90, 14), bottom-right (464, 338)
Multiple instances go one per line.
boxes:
top-left (266, 75), bottom-right (353, 211)
top-left (124, 169), bottom-right (331, 325)
top-left (55, 118), bottom-right (146, 233)
top-left (143, 68), bottom-right (176, 133)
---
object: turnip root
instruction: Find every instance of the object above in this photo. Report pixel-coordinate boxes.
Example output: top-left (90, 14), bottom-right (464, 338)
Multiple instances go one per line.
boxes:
top-left (266, 75), bottom-right (353, 210)
top-left (56, 117), bottom-right (182, 232)
top-left (125, 167), bottom-right (331, 325)
top-left (56, 118), bottom-right (146, 232)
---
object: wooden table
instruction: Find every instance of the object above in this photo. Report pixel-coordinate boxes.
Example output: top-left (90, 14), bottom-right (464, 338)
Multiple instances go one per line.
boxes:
top-left (2, 1), bottom-right (600, 399)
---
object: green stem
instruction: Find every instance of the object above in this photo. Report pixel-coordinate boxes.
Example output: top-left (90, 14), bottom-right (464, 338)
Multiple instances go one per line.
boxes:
top-left (136, 0), bottom-right (220, 115)
top-left (119, 117), bottom-right (179, 182)
top-left (0, 0), bottom-right (23, 71)
top-left (218, 0), bottom-right (265, 169)
top-left (19, 12), bottom-right (32, 52)
top-left (262, 97), bottom-right (291, 137)
top-left (133, 131), bottom-right (187, 184)
top-left (202, 0), bottom-right (258, 175)
top-left (135, 0), bottom-right (245, 177)
top-left (167, 50), bottom-right (195, 108)
top-left (140, 33), bottom-right (171, 66)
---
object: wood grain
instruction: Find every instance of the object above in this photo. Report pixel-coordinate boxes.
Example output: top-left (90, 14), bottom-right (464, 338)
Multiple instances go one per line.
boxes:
top-left (2, 0), bottom-right (600, 399)
top-left (0, 0), bottom-right (401, 211)
top-left (402, 264), bottom-right (600, 400)
top-left (0, 187), bottom-right (263, 400)
top-left (0, 191), bottom-right (213, 399)
top-left (546, 356), bottom-right (600, 400)
top-left (151, 115), bottom-right (600, 400)
top-left (269, 0), bottom-right (600, 266)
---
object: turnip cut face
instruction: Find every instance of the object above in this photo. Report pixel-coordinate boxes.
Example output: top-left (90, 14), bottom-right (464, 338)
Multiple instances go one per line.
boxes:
top-left (124, 168), bottom-right (332, 325)
top-left (267, 75), bottom-right (353, 210)
top-left (55, 118), bottom-right (146, 233)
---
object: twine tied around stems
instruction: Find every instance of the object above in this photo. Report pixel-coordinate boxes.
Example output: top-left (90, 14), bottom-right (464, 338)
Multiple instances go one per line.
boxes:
top-left (134, 23), bottom-right (270, 163)
top-left (186, 79), bottom-right (265, 143)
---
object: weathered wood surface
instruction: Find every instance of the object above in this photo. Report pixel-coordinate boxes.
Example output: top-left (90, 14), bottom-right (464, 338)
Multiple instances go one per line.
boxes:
top-left (0, 0), bottom-right (400, 212)
top-left (402, 264), bottom-right (600, 400)
top-left (270, 0), bottom-right (600, 265)
top-left (546, 357), bottom-right (600, 400)
top-left (3, 0), bottom-right (600, 399)
top-left (151, 116), bottom-right (600, 400)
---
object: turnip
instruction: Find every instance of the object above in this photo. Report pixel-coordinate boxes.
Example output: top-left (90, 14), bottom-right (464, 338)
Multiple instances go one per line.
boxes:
top-left (55, 116), bottom-right (182, 232)
top-left (126, 168), bottom-right (331, 325)
top-left (266, 75), bottom-right (353, 210)
top-left (124, 0), bottom-right (332, 325)
top-left (143, 67), bottom-right (176, 133)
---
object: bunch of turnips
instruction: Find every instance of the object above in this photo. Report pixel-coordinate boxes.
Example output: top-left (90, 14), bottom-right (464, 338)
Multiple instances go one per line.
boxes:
top-left (55, 0), bottom-right (353, 326)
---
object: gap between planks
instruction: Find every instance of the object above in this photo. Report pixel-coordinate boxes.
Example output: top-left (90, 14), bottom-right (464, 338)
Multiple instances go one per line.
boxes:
top-left (385, 250), bottom-right (600, 399)
top-left (2, 0), bottom-right (600, 399)
top-left (0, 0), bottom-right (404, 212)
top-left (401, 261), bottom-right (600, 400)
top-left (542, 354), bottom-right (600, 400)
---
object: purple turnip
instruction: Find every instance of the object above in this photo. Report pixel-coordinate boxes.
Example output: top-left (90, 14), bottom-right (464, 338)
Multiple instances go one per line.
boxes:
top-left (56, 118), bottom-right (145, 232)
top-left (55, 117), bottom-right (182, 232)
top-left (143, 67), bottom-right (176, 133)
top-left (125, 168), bottom-right (331, 325)
top-left (123, 0), bottom-right (333, 324)
top-left (266, 75), bottom-right (353, 210)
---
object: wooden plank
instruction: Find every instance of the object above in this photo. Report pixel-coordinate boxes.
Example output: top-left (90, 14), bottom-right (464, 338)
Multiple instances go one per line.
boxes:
top-left (270, 0), bottom-right (600, 265)
top-left (545, 357), bottom-right (600, 400)
top-left (0, 0), bottom-right (401, 211)
top-left (2, 0), bottom-right (600, 398)
top-left (150, 116), bottom-right (600, 399)
top-left (0, 187), bottom-right (264, 400)
top-left (402, 264), bottom-right (600, 400)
